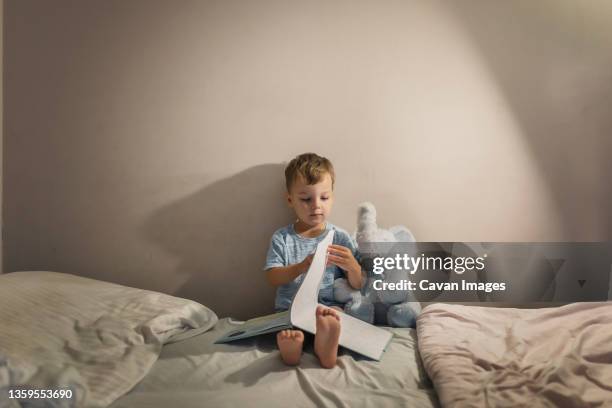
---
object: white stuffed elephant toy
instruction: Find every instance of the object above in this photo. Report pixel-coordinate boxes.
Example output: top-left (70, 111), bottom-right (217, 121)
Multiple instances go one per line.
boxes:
top-left (334, 202), bottom-right (421, 327)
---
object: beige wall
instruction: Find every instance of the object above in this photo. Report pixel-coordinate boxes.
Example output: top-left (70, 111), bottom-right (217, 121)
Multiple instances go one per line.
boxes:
top-left (1, 0), bottom-right (3, 274)
top-left (4, 0), bottom-right (612, 319)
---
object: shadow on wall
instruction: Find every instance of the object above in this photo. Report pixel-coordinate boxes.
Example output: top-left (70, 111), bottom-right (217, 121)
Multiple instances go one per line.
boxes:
top-left (143, 164), bottom-right (294, 320)
top-left (445, 1), bottom-right (612, 240)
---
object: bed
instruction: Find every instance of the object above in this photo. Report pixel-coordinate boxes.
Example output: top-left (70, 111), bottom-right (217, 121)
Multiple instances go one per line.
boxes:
top-left (0, 272), bottom-right (437, 408)
top-left (109, 318), bottom-right (437, 408)
top-left (1, 271), bottom-right (611, 408)
top-left (417, 302), bottom-right (612, 407)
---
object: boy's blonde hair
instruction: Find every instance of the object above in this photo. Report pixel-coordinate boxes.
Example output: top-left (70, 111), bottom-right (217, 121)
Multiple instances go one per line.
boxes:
top-left (285, 153), bottom-right (335, 192)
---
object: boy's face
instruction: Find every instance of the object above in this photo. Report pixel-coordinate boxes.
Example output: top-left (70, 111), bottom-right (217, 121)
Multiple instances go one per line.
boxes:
top-left (287, 173), bottom-right (334, 228)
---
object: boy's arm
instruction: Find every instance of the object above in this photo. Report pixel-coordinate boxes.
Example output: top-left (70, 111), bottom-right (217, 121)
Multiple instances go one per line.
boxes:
top-left (327, 245), bottom-right (363, 289)
top-left (345, 264), bottom-right (363, 290)
top-left (266, 255), bottom-right (313, 287)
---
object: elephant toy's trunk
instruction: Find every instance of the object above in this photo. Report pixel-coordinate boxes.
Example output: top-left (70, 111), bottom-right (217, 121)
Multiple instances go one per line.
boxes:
top-left (357, 202), bottom-right (378, 241)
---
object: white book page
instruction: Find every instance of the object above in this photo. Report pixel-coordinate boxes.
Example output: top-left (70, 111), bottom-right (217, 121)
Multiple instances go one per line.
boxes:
top-left (336, 312), bottom-right (393, 360)
top-left (290, 230), bottom-right (393, 360)
top-left (289, 230), bottom-right (333, 333)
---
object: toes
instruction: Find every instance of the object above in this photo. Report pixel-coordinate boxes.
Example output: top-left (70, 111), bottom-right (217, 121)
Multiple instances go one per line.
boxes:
top-left (319, 306), bottom-right (332, 316)
top-left (280, 330), bottom-right (304, 341)
top-left (319, 307), bottom-right (339, 320)
top-left (322, 307), bottom-right (338, 318)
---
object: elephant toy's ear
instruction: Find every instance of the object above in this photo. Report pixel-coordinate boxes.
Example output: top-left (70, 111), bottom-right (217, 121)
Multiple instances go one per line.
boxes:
top-left (389, 225), bottom-right (416, 242)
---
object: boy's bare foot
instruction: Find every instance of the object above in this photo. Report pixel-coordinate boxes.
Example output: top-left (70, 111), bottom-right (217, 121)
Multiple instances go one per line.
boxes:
top-left (277, 329), bottom-right (304, 366)
top-left (314, 306), bottom-right (341, 369)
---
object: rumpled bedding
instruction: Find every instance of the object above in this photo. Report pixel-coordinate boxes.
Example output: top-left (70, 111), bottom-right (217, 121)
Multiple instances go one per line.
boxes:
top-left (0, 271), bottom-right (218, 408)
top-left (110, 318), bottom-right (439, 408)
top-left (417, 302), bottom-right (612, 407)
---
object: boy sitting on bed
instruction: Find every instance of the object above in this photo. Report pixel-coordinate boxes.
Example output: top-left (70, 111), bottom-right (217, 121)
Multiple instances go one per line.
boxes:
top-left (264, 152), bottom-right (363, 368)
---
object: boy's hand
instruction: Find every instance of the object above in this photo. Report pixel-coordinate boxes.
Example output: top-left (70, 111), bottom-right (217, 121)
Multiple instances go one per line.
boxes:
top-left (297, 254), bottom-right (314, 274)
top-left (326, 245), bottom-right (360, 276)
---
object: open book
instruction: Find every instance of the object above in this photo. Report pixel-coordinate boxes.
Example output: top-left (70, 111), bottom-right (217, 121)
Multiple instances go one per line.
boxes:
top-left (215, 230), bottom-right (393, 361)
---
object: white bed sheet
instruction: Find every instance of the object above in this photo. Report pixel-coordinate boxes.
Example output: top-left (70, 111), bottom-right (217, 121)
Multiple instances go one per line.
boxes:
top-left (110, 318), bottom-right (439, 408)
top-left (0, 271), bottom-right (217, 408)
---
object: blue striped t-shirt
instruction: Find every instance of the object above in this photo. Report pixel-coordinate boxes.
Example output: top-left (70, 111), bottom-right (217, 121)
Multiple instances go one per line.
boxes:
top-left (263, 223), bottom-right (359, 311)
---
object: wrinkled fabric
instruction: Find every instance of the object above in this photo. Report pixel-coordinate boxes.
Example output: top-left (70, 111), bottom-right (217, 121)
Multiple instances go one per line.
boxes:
top-left (110, 318), bottom-right (439, 408)
top-left (417, 303), bottom-right (612, 408)
top-left (0, 272), bottom-right (217, 408)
